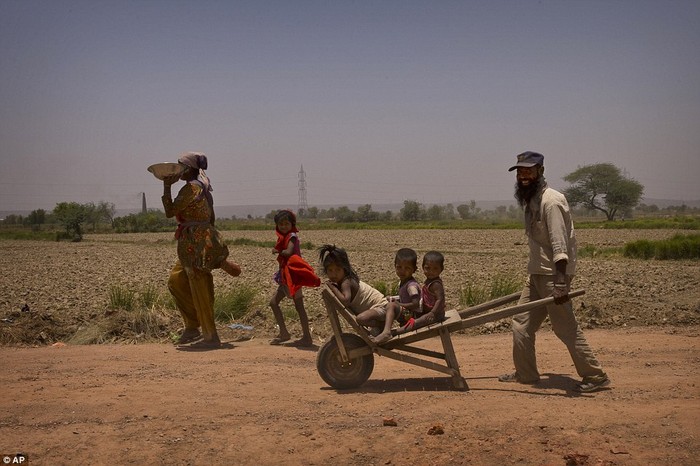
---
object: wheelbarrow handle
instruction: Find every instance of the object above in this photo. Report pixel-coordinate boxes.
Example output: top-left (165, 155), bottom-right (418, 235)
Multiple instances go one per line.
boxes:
top-left (456, 289), bottom-right (586, 331)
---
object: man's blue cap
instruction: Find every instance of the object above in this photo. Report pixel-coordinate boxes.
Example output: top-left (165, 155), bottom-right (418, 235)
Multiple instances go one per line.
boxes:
top-left (509, 151), bottom-right (544, 171)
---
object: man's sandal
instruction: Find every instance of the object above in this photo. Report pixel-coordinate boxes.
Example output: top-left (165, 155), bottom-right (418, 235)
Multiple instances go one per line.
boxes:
top-left (575, 375), bottom-right (611, 393)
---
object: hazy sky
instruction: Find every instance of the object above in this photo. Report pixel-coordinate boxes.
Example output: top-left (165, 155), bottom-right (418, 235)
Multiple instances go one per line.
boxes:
top-left (1, 0), bottom-right (698, 213)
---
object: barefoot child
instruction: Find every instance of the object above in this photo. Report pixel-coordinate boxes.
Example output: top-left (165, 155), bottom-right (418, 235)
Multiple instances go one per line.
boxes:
top-left (396, 250), bottom-right (446, 335)
top-left (318, 244), bottom-right (389, 336)
top-left (269, 210), bottom-right (320, 346)
top-left (372, 248), bottom-right (422, 344)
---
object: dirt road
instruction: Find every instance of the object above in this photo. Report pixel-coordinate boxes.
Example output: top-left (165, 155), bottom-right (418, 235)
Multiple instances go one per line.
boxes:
top-left (1, 326), bottom-right (698, 465)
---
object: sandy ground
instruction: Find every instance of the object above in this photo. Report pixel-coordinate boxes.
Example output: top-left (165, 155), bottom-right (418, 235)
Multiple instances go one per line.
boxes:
top-left (1, 326), bottom-right (698, 465)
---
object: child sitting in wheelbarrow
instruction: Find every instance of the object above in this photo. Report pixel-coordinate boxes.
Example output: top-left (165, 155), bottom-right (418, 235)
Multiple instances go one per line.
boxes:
top-left (372, 248), bottom-right (422, 344)
top-left (318, 244), bottom-right (391, 337)
top-left (393, 250), bottom-right (446, 337)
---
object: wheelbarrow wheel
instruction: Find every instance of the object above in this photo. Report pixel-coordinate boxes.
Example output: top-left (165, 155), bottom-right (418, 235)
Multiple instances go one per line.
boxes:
top-left (316, 333), bottom-right (374, 389)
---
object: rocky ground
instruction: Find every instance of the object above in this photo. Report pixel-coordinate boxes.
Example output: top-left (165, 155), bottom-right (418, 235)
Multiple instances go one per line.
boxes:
top-left (0, 229), bottom-right (698, 465)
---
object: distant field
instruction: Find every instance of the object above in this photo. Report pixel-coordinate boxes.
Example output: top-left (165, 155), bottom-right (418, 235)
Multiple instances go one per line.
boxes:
top-left (0, 228), bottom-right (698, 345)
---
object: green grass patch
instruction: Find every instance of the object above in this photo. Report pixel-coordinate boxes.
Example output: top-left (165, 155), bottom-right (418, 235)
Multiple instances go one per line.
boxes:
top-left (298, 220), bottom-right (523, 230)
top-left (577, 216), bottom-right (699, 230)
top-left (218, 220), bottom-right (524, 231)
top-left (459, 283), bottom-right (490, 308)
top-left (109, 283), bottom-right (174, 312)
top-left (460, 273), bottom-right (524, 307)
top-left (139, 283), bottom-right (162, 309)
top-left (0, 230), bottom-right (59, 241)
top-left (371, 280), bottom-right (399, 297)
top-left (214, 284), bottom-right (260, 322)
top-left (623, 234), bottom-right (700, 260)
top-left (282, 307), bottom-right (300, 321)
top-left (109, 285), bottom-right (136, 311)
top-left (577, 244), bottom-right (622, 259)
top-left (219, 216), bottom-right (699, 231)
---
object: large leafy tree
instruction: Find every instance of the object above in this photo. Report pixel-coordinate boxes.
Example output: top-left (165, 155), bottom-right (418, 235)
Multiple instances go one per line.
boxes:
top-left (457, 200), bottom-right (479, 220)
top-left (53, 202), bottom-right (87, 240)
top-left (400, 200), bottom-right (424, 221)
top-left (26, 209), bottom-right (46, 226)
top-left (355, 204), bottom-right (379, 222)
top-left (563, 163), bottom-right (644, 221)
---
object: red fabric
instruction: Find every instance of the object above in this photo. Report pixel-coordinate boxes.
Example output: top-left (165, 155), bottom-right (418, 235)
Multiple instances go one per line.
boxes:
top-left (275, 228), bottom-right (320, 296)
top-left (281, 255), bottom-right (321, 296)
top-left (274, 226), bottom-right (299, 256)
top-left (273, 210), bottom-right (298, 254)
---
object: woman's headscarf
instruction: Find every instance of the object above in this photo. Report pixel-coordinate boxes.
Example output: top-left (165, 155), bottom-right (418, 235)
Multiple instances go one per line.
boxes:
top-left (178, 152), bottom-right (212, 193)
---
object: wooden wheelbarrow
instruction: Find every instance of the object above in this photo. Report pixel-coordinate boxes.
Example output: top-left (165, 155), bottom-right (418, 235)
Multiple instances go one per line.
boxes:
top-left (316, 283), bottom-right (585, 391)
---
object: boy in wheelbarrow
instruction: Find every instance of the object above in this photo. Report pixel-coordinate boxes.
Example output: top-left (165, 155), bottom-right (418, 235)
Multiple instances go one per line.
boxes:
top-left (374, 249), bottom-right (445, 344)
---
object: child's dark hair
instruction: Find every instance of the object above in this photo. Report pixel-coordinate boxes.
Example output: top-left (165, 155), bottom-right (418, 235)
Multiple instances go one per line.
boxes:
top-left (422, 250), bottom-right (444, 270)
top-left (318, 244), bottom-right (359, 282)
top-left (395, 248), bottom-right (418, 268)
top-left (274, 209), bottom-right (296, 226)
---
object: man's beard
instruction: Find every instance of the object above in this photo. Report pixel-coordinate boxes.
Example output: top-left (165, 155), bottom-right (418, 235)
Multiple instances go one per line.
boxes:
top-left (514, 177), bottom-right (542, 207)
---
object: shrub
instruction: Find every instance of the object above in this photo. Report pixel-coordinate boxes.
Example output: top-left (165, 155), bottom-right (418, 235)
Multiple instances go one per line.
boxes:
top-left (654, 234), bottom-right (700, 260)
top-left (623, 234), bottom-right (699, 260)
top-left (213, 284), bottom-right (260, 322)
top-left (282, 307), bottom-right (300, 321)
top-left (372, 280), bottom-right (398, 297)
top-left (578, 216), bottom-right (700, 230)
top-left (109, 285), bottom-right (135, 311)
top-left (139, 283), bottom-right (162, 309)
top-left (71, 283), bottom-right (179, 344)
top-left (577, 244), bottom-right (622, 259)
top-left (622, 239), bottom-right (655, 259)
top-left (112, 210), bottom-right (176, 233)
top-left (460, 273), bottom-right (523, 307)
top-left (490, 274), bottom-right (523, 299)
top-left (459, 283), bottom-right (490, 307)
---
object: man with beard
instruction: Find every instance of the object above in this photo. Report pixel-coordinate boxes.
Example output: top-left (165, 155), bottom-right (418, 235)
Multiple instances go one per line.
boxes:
top-left (499, 151), bottom-right (610, 393)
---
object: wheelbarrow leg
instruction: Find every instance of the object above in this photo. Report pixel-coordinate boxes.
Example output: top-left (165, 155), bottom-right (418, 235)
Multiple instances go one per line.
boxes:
top-left (322, 287), bottom-right (349, 362)
top-left (439, 327), bottom-right (468, 391)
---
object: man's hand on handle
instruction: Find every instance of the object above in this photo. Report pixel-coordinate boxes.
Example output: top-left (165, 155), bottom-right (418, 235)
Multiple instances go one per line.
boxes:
top-left (552, 283), bottom-right (569, 304)
top-left (553, 259), bottom-right (570, 304)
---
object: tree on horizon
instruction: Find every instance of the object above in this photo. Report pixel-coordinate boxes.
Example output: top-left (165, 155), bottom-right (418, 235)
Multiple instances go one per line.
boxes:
top-left (563, 163), bottom-right (644, 221)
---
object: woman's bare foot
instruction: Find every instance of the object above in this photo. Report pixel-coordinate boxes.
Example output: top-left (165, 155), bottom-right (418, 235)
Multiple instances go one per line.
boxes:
top-left (270, 333), bottom-right (291, 345)
top-left (371, 331), bottom-right (393, 345)
top-left (221, 260), bottom-right (241, 277)
top-left (176, 329), bottom-right (201, 344)
top-left (288, 337), bottom-right (314, 347)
